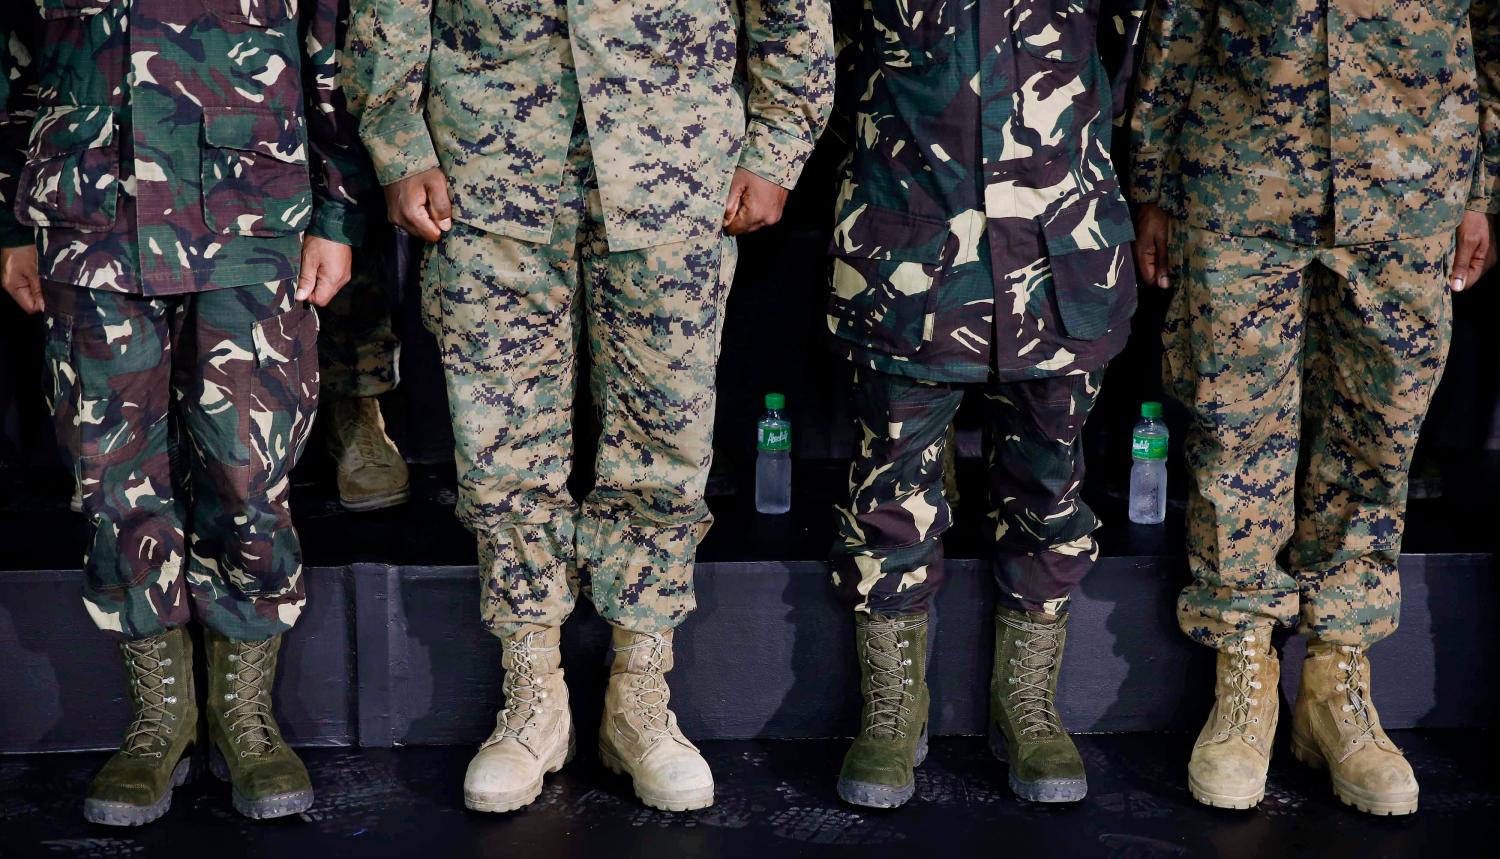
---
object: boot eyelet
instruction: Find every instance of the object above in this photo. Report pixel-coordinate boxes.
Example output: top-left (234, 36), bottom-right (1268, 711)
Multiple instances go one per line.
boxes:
top-left (160, 659), bottom-right (172, 667)
top-left (164, 677), bottom-right (175, 685)
top-left (228, 654), bottom-right (240, 662)
top-left (225, 693), bottom-right (236, 701)
top-left (166, 696), bottom-right (177, 704)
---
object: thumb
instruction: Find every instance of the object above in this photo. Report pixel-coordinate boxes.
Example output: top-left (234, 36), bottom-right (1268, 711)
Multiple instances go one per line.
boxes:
top-left (297, 254), bottom-right (319, 302)
top-left (426, 175), bottom-right (453, 232)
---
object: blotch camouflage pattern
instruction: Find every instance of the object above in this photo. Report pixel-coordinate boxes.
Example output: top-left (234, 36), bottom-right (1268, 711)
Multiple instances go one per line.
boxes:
top-left (0, 0), bottom-right (375, 292)
top-left (832, 367), bottom-right (1104, 618)
top-left (318, 218), bottom-right (402, 400)
top-left (42, 279), bottom-right (320, 641)
top-left (1130, 0), bottom-right (1500, 243)
top-left (342, 0), bottom-right (833, 252)
top-left (826, 0), bottom-right (1145, 384)
top-left (1165, 222), bottom-right (1454, 649)
top-left (425, 121), bottom-right (736, 637)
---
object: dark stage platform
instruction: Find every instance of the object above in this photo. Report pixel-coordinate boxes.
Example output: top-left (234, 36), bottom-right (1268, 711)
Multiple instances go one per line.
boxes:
top-left (2, 734), bottom-right (1494, 858)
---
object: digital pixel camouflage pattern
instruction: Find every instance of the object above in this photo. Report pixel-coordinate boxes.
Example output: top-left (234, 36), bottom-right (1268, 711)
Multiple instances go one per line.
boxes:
top-left (1130, 0), bottom-right (1500, 242)
top-left (42, 279), bottom-right (320, 641)
top-left (0, 0), bottom-right (374, 292)
top-left (427, 121), bottom-right (735, 637)
top-left (343, 0), bottom-right (833, 250)
top-left (833, 367), bottom-right (1104, 617)
top-left (1166, 225), bottom-right (1454, 649)
top-left (318, 218), bottom-right (402, 400)
top-left (827, 0), bottom-right (1146, 384)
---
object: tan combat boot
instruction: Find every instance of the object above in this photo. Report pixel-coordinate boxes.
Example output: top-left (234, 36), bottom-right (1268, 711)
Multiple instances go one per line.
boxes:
top-left (598, 628), bottom-right (713, 811)
top-left (1188, 630), bottom-right (1279, 809)
top-left (1292, 642), bottom-right (1418, 815)
top-left (325, 396), bottom-right (410, 511)
top-left (463, 626), bottom-right (573, 812)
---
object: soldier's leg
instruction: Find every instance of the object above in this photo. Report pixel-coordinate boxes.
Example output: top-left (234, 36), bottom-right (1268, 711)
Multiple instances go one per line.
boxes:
top-left (831, 367), bottom-right (961, 808)
top-left (1167, 224), bottom-right (1312, 647)
top-left (430, 223), bottom-right (582, 638)
top-left (40, 282), bottom-right (189, 639)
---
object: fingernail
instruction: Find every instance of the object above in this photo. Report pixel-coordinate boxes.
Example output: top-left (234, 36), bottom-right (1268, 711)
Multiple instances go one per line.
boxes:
top-left (1452, 278), bottom-right (1464, 292)
top-left (1157, 276), bottom-right (1169, 289)
top-left (439, 218), bottom-right (453, 231)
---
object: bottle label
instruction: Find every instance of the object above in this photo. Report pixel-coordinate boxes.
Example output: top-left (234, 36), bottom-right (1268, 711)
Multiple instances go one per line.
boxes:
top-left (758, 422), bottom-right (791, 452)
top-left (1132, 433), bottom-right (1167, 461)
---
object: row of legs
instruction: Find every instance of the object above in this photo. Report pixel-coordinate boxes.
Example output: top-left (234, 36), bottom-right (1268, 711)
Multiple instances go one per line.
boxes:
top-left (49, 215), bottom-right (1446, 822)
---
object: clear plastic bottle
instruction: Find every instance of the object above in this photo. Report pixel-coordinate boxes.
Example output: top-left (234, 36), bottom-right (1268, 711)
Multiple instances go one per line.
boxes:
top-left (755, 393), bottom-right (791, 515)
top-left (1129, 401), bottom-right (1168, 525)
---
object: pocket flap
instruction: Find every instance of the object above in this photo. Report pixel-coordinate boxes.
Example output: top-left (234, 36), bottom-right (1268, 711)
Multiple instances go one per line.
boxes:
top-left (28, 106), bottom-right (116, 160)
top-left (830, 204), bottom-right (949, 264)
top-left (39, 0), bottom-right (111, 19)
top-left (252, 305), bottom-right (318, 367)
top-left (1039, 196), bottom-right (1135, 257)
top-left (202, 107), bottom-right (308, 164)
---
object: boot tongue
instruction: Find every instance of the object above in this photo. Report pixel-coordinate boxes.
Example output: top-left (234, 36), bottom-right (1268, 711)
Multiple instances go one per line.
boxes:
top-left (1009, 620), bottom-right (1063, 739)
top-left (864, 624), bottom-right (913, 740)
top-left (1338, 648), bottom-right (1379, 746)
top-left (1220, 639), bottom-right (1265, 738)
top-left (122, 637), bottom-right (173, 756)
top-left (227, 640), bottom-right (278, 755)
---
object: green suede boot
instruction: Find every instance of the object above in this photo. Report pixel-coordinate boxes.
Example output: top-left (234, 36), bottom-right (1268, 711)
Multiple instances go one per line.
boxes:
top-left (205, 630), bottom-right (314, 819)
top-left (989, 606), bottom-right (1087, 803)
top-left (836, 613), bottom-right (930, 808)
top-left (84, 627), bottom-right (200, 826)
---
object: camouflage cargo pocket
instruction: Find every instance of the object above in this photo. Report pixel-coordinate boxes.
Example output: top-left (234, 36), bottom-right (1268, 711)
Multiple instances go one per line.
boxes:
top-left (1015, 0), bottom-right (1098, 63)
top-left (204, 0), bottom-right (296, 27)
top-left (200, 106), bottom-right (312, 237)
top-left (16, 105), bottom-right (120, 231)
top-left (248, 303), bottom-right (320, 488)
top-left (1040, 196), bottom-right (1136, 342)
top-left (41, 311), bottom-right (78, 457)
top-left (827, 205), bottom-right (950, 356)
top-left (37, 0), bottom-right (111, 19)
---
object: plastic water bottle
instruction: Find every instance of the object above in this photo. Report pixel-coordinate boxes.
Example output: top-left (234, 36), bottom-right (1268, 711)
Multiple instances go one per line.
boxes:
top-left (1129, 401), bottom-right (1168, 525)
top-left (755, 393), bottom-right (792, 514)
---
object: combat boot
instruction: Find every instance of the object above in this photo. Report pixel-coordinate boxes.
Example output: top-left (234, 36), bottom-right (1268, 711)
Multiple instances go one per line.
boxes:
top-left (598, 628), bottom-right (714, 811)
top-left (84, 628), bottom-right (200, 826)
top-left (1292, 642), bottom-right (1418, 815)
top-left (836, 613), bottom-right (929, 809)
top-left (325, 396), bottom-right (410, 511)
top-left (205, 630), bottom-right (314, 819)
top-left (464, 626), bottom-right (573, 812)
top-left (1188, 630), bottom-right (1279, 809)
top-left (989, 606), bottom-right (1086, 802)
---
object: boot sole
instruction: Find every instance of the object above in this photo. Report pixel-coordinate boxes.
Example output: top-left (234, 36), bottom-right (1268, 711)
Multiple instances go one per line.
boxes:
top-left (1291, 733), bottom-right (1418, 816)
top-left (464, 729), bottom-right (576, 813)
top-left (835, 730), bottom-right (930, 810)
top-left (988, 724), bottom-right (1088, 803)
top-left (339, 485), bottom-right (411, 512)
top-left (83, 754), bottom-right (199, 826)
top-left (209, 745), bottom-right (315, 820)
top-left (598, 741), bottom-right (714, 812)
top-left (1187, 774), bottom-right (1265, 810)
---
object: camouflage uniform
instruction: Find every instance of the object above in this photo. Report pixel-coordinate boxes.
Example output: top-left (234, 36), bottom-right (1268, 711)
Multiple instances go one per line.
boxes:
top-left (0, 0), bottom-right (374, 641)
top-left (1131, 0), bottom-right (1500, 649)
top-left (828, 1), bottom-right (1145, 617)
top-left (317, 218), bottom-right (401, 401)
top-left (343, 0), bottom-right (833, 636)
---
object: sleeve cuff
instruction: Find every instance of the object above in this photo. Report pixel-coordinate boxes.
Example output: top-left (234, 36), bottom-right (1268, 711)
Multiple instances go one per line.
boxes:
top-left (308, 200), bottom-right (370, 247)
top-left (738, 120), bottom-right (815, 190)
top-left (0, 221), bottom-right (32, 249)
top-left (360, 121), bottom-right (442, 187)
top-left (1128, 156), bottom-right (1165, 205)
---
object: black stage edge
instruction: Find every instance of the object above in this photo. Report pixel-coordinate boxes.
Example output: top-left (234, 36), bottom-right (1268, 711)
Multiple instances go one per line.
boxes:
top-left (1, 734), bottom-right (1495, 858)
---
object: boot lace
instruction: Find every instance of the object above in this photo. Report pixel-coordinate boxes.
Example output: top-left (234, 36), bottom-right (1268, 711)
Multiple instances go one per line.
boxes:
top-left (863, 622), bottom-right (916, 740)
top-left (122, 636), bottom-right (179, 758)
top-left (482, 632), bottom-right (557, 750)
top-left (1216, 634), bottom-right (1264, 743)
top-left (1002, 616), bottom-right (1065, 739)
top-left (222, 639), bottom-right (280, 758)
top-left (341, 400), bottom-right (386, 469)
top-left (618, 633), bottom-right (677, 751)
top-left (1335, 647), bottom-right (1383, 756)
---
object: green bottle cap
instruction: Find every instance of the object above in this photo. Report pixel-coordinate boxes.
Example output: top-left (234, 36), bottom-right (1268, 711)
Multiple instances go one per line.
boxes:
top-left (766, 393), bottom-right (786, 410)
top-left (1141, 401), bottom-right (1163, 419)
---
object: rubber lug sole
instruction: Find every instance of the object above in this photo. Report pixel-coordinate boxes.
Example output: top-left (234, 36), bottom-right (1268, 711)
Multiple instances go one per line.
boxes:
top-left (598, 741), bottom-right (714, 812)
top-left (209, 745), bottom-right (315, 820)
top-left (464, 730), bottom-right (576, 813)
top-left (1291, 733), bottom-right (1418, 816)
top-left (989, 724), bottom-right (1088, 803)
top-left (83, 753), bottom-right (199, 827)
top-left (835, 729), bottom-right (930, 809)
top-left (339, 485), bottom-right (411, 512)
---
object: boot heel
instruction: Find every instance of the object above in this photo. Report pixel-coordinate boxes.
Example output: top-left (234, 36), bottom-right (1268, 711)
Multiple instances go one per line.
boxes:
top-left (987, 722), bottom-right (1008, 763)
top-left (1291, 734), bottom-right (1325, 770)
top-left (208, 744), bottom-right (230, 782)
top-left (598, 740), bottom-right (625, 777)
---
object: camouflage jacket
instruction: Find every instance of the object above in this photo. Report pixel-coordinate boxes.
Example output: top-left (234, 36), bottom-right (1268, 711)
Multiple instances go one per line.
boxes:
top-left (341, 0), bottom-right (834, 253)
top-left (826, 1), bottom-right (1147, 383)
top-left (1130, 0), bottom-right (1500, 247)
top-left (0, 0), bottom-right (376, 295)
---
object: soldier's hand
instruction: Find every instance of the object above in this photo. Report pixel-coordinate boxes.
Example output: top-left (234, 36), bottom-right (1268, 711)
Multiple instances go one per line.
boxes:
top-left (1133, 203), bottom-right (1171, 290)
top-left (384, 168), bottom-right (453, 243)
top-left (723, 168), bottom-right (790, 236)
top-left (1, 244), bottom-right (43, 315)
top-left (1451, 210), bottom-right (1495, 292)
top-left (297, 236), bottom-right (353, 307)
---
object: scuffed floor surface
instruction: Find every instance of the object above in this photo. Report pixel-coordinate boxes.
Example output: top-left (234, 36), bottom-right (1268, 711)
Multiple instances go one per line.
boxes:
top-left (1, 734), bottom-right (1495, 858)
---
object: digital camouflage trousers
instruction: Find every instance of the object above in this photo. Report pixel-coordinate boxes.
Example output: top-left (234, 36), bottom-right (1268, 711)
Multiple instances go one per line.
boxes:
top-left (1166, 222), bottom-right (1453, 650)
top-left (43, 279), bottom-right (318, 641)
